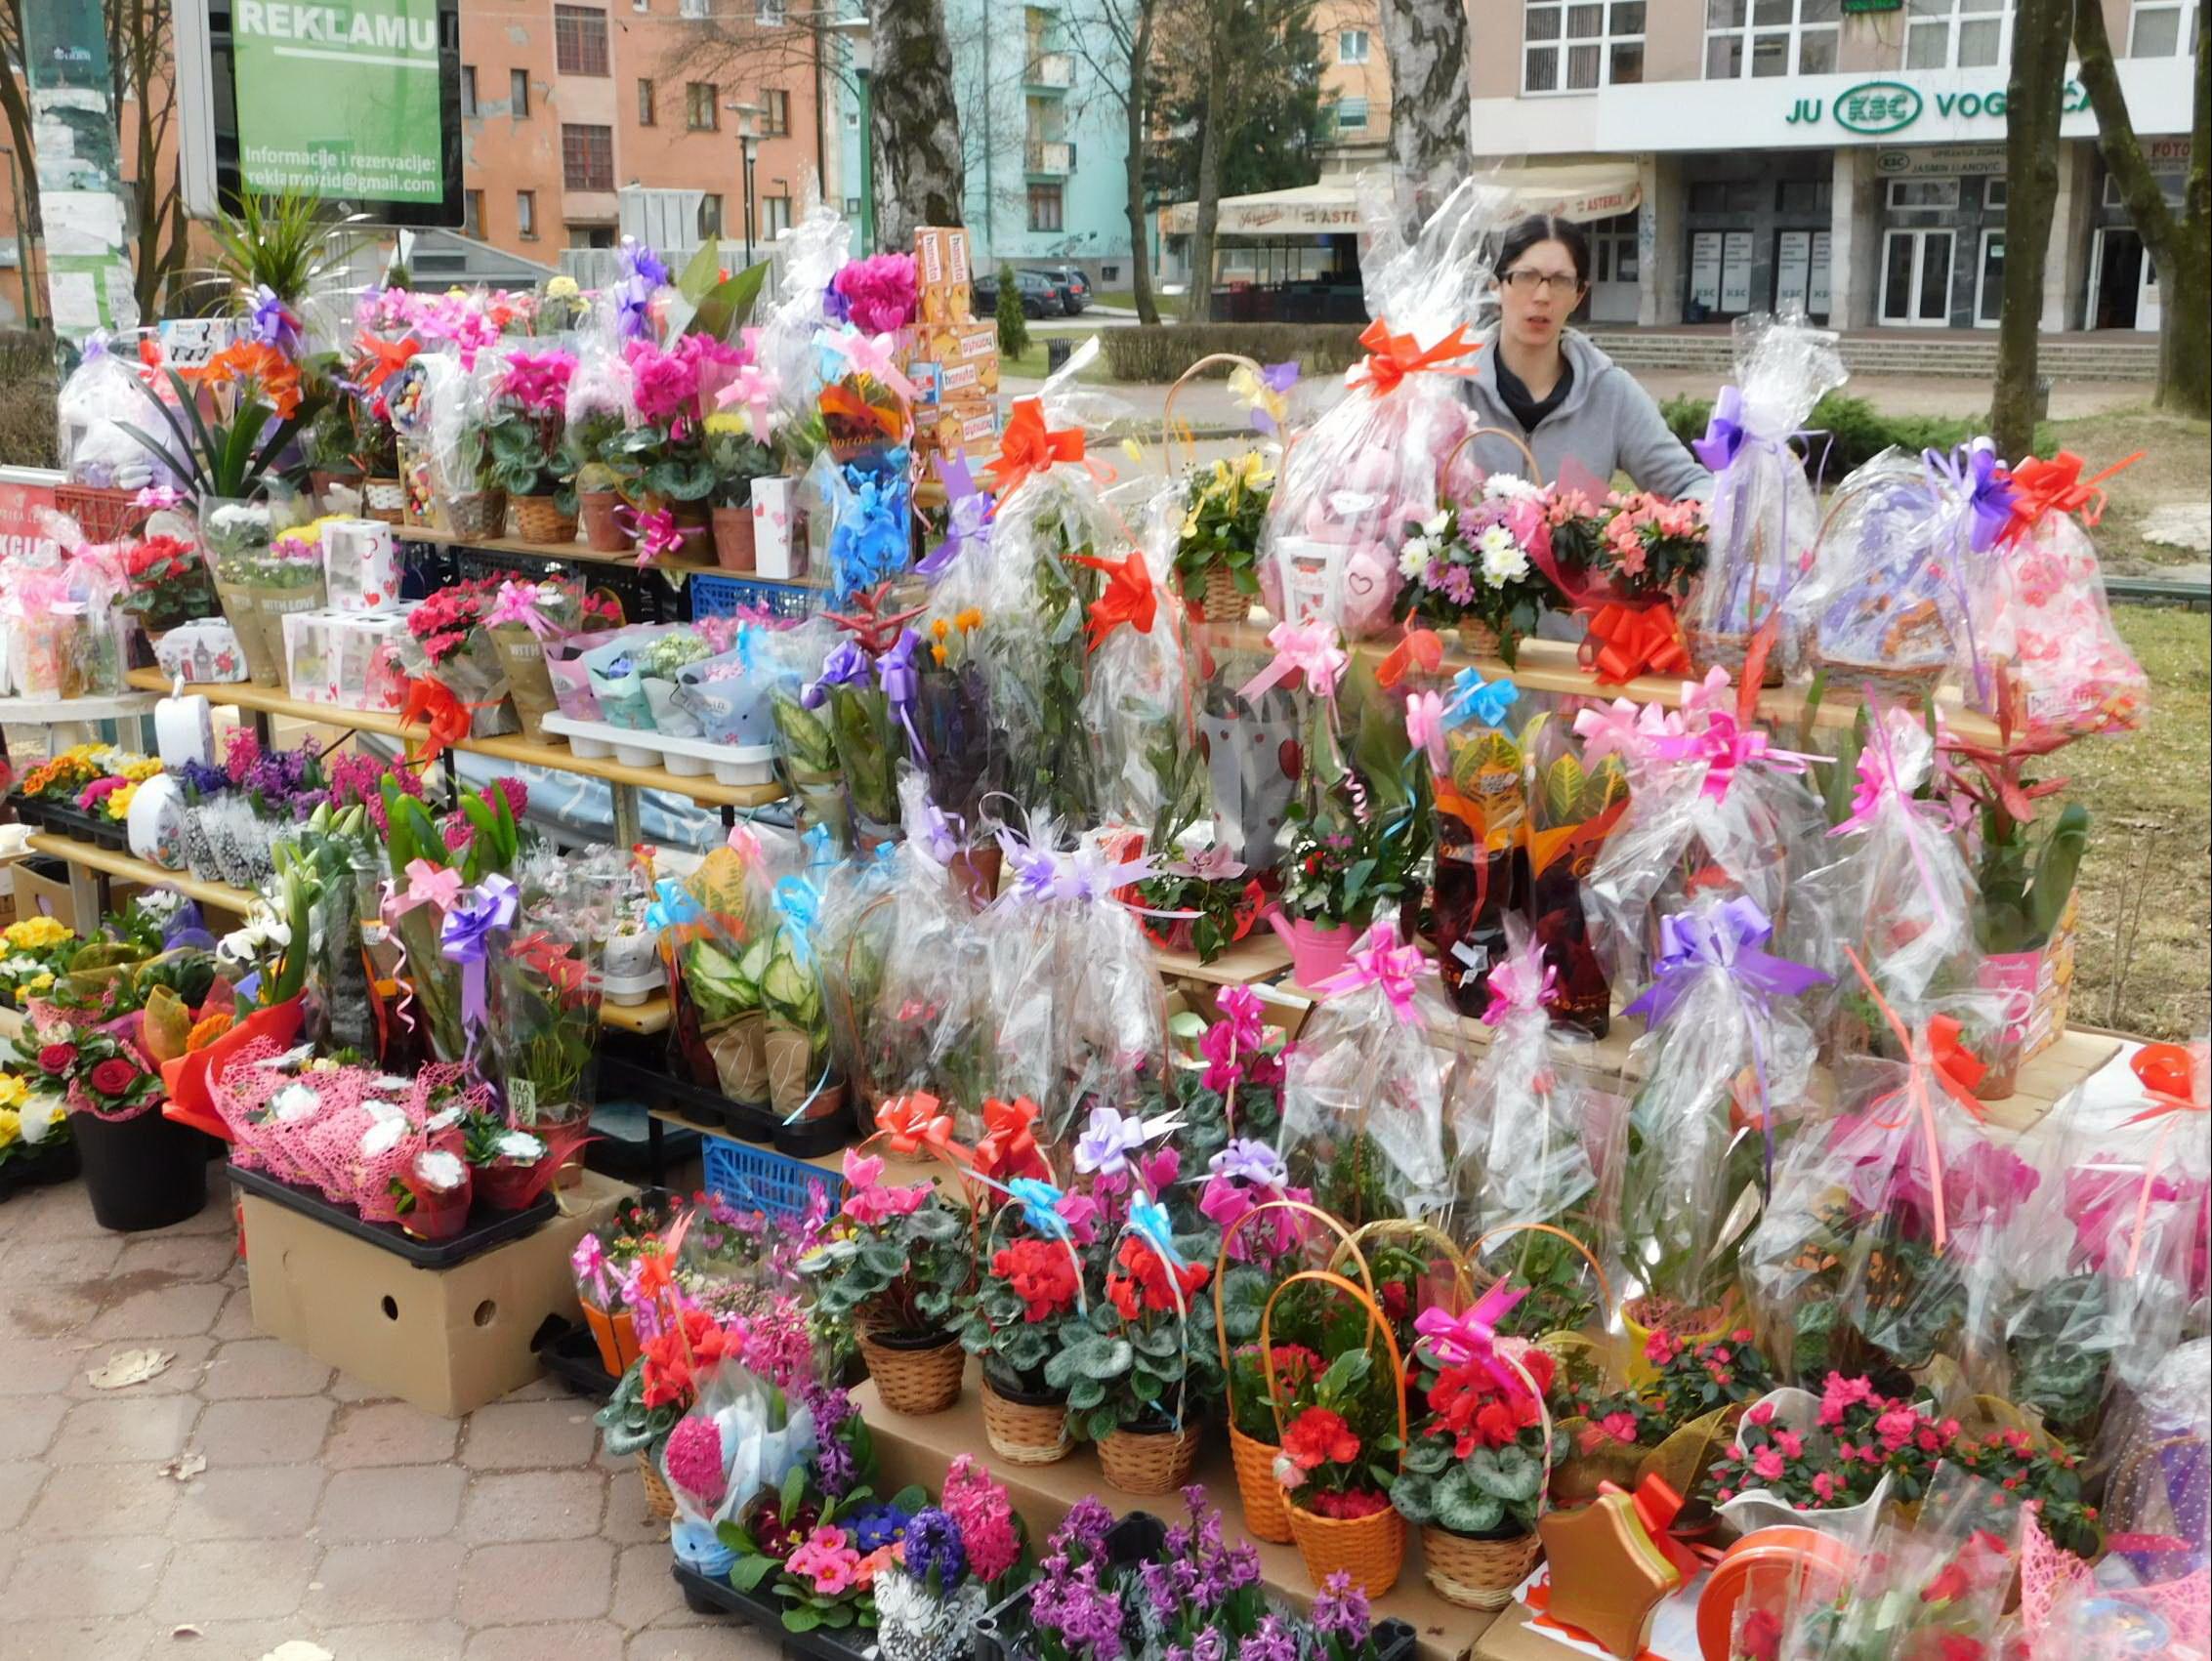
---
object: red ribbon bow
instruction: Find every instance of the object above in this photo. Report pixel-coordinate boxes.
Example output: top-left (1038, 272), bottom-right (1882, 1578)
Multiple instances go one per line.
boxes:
top-left (1595, 1476), bottom-right (1708, 1578)
top-left (355, 333), bottom-right (421, 393)
top-left (1580, 600), bottom-right (1691, 685)
top-left (1377, 626), bottom-right (1443, 690)
top-left (1352, 318), bottom-right (1482, 396)
top-left (2118, 1040), bottom-right (2208, 1276)
top-left (987, 399), bottom-right (1086, 504)
top-left (399, 676), bottom-right (476, 763)
top-left (972, 1095), bottom-right (1048, 1183)
top-left (1845, 946), bottom-right (1990, 1251)
top-left (874, 1092), bottom-right (970, 1163)
top-left (2001, 449), bottom-right (2144, 544)
top-left (1069, 552), bottom-right (1157, 652)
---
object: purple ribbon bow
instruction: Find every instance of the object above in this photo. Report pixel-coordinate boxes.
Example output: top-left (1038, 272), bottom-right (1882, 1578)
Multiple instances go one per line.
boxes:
top-left (439, 874), bottom-right (519, 1052)
top-left (877, 628), bottom-right (928, 765)
top-left (802, 641), bottom-right (872, 709)
top-left (1622, 895), bottom-right (1829, 1030)
top-left (1691, 384), bottom-right (1746, 474)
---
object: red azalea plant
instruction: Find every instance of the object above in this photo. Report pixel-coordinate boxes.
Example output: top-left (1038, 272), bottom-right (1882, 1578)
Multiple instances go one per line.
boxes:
top-left (1270, 1342), bottom-right (1405, 1522)
top-left (405, 579), bottom-right (499, 667)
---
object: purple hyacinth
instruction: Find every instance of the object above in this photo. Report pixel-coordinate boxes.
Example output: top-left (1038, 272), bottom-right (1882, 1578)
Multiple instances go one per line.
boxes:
top-left (1237, 1616), bottom-right (1299, 1661)
top-left (1055, 1496), bottom-right (1115, 1556)
top-left (1311, 1571), bottom-right (1370, 1641)
top-left (1137, 1561), bottom-right (1178, 1620)
top-left (1223, 1543), bottom-right (1263, 1593)
top-left (1191, 1631), bottom-right (1229, 1661)
top-left (903, 1506), bottom-right (967, 1590)
top-left (1036, 1559), bottom-right (1123, 1659)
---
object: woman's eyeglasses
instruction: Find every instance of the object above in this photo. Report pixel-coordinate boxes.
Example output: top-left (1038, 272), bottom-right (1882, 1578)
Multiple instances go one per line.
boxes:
top-left (1499, 270), bottom-right (1583, 295)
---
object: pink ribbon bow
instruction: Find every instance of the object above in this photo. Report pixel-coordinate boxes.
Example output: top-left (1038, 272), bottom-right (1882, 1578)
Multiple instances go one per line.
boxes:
top-left (391, 858), bottom-right (462, 916)
top-left (1404, 690), bottom-right (1448, 775)
top-left (716, 361), bottom-right (782, 437)
top-left (486, 580), bottom-right (560, 639)
top-left (832, 328), bottom-right (917, 403)
top-left (614, 504), bottom-right (687, 568)
top-left (1237, 620), bottom-right (1349, 704)
top-left (1570, 696), bottom-right (1685, 767)
top-left (1313, 922), bottom-right (1433, 1022)
top-left (1482, 934), bottom-right (1557, 1026)
top-left (1413, 1280), bottom-right (1529, 1397)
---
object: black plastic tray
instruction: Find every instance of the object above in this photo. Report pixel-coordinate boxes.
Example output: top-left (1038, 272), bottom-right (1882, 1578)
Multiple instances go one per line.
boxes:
top-left (602, 1054), bottom-right (777, 1142)
top-left (671, 1559), bottom-right (874, 1661)
top-left (0, 1139), bottom-right (80, 1201)
top-left (13, 795), bottom-right (130, 851)
top-left (226, 1162), bottom-right (557, 1268)
top-left (531, 1316), bottom-right (621, 1400)
top-left (772, 1097), bottom-right (853, 1159)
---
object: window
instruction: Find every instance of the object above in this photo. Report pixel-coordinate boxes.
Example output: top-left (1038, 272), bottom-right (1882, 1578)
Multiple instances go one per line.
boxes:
top-left (681, 0), bottom-right (710, 14)
top-left (1776, 178), bottom-right (1829, 214)
top-left (761, 195), bottom-right (793, 237)
top-left (699, 193), bottom-right (725, 237)
top-left (1338, 27), bottom-right (1370, 61)
top-left (1704, 0), bottom-right (1838, 77)
top-left (845, 196), bottom-right (863, 216)
top-left (2129, 0), bottom-right (2197, 54)
top-left (2104, 170), bottom-right (2188, 207)
top-left (760, 88), bottom-right (790, 135)
top-left (563, 123), bottom-right (614, 189)
top-left (1982, 178), bottom-right (2007, 210)
top-left (1523, 0), bottom-right (1646, 92)
top-left (555, 6), bottom-right (610, 75)
top-left (1336, 95), bottom-right (1370, 130)
top-left (1887, 177), bottom-right (1961, 209)
top-left (687, 82), bottom-right (720, 129)
top-left (1689, 179), bottom-right (1761, 213)
top-left (757, 0), bottom-right (787, 22)
top-left (570, 226), bottom-right (616, 248)
top-left (518, 190), bottom-right (538, 238)
top-left (511, 68), bottom-right (532, 114)
top-left (461, 65), bottom-right (479, 116)
top-left (1905, 0), bottom-right (2009, 70)
top-left (463, 189), bottom-right (483, 237)
top-left (1102, 264), bottom-right (1120, 280)
top-left (1027, 184), bottom-right (1064, 230)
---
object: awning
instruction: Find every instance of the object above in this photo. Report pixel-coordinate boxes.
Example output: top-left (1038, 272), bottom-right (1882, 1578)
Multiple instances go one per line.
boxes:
top-left (1160, 161), bottom-right (1642, 238)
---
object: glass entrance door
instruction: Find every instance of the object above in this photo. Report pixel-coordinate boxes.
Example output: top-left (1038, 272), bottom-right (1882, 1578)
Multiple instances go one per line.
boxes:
top-left (1880, 228), bottom-right (1955, 326)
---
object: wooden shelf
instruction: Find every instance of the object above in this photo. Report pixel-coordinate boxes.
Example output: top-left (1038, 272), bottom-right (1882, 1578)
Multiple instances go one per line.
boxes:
top-left (25, 833), bottom-right (254, 913)
top-left (0, 691), bottom-right (158, 723)
top-left (394, 524), bottom-right (828, 590)
top-left (601, 996), bottom-right (670, 1035)
top-left (1149, 930), bottom-right (1292, 987)
top-left (125, 669), bottom-right (786, 809)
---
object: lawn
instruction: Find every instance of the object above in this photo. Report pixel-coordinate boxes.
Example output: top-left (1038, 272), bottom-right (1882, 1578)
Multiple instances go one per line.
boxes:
top-left (2065, 602), bottom-right (2211, 1040)
top-left (2046, 403), bottom-right (2211, 572)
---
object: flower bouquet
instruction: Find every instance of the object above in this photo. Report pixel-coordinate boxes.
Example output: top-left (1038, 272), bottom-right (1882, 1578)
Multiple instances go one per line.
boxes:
top-left (0, 1065), bottom-right (72, 1190)
top-left (373, 776), bottom-right (524, 1064)
top-left (483, 577), bottom-right (617, 741)
top-left (401, 576), bottom-right (521, 740)
top-left (804, 597), bottom-right (913, 844)
top-left (570, 1191), bottom-right (683, 1374)
top-left (1396, 471), bottom-right (1550, 661)
top-left (654, 844), bottom-right (778, 1108)
top-left (905, 598), bottom-right (997, 877)
top-left (488, 850), bottom-right (615, 1128)
top-left (1078, 530), bottom-right (1192, 835)
top-left (0, 917), bottom-right (81, 1009)
top-left (203, 499), bottom-right (326, 688)
top-left (800, 1148), bottom-right (975, 1413)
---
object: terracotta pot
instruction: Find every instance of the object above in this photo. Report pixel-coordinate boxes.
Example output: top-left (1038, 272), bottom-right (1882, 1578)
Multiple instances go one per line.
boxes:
top-left (1419, 1523), bottom-right (1538, 1610)
top-left (1098, 1424), bottom-right (1200, 1495)
top-left (582, 1302), bottom-right (641, 1376)
top-left (947, 845), bottom-right (1002, 911)
top-left (857, 1328), bottom-right (964, 1415)
top-left (580, 489), bottom-right (631, 553)
top-left (1229, 1424), bottom-right (1294, 1543)
top-left (980, 1372), bottom-right (1072, 1466)
top-left (712, 505), bottom-right (758, 571)
top-left (1287, 1501), bottom-right (1404, 1597)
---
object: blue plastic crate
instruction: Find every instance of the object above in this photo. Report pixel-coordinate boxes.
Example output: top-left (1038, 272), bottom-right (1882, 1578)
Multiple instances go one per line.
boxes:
top-left (689, 571), bottom-right (817, 623)
top-left (701, 1134), bottom-right (846, 1222)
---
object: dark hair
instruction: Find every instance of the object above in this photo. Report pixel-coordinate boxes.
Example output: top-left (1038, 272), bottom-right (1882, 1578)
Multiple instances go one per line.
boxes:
top-left (1493, 215), bottom-right (1591, 288)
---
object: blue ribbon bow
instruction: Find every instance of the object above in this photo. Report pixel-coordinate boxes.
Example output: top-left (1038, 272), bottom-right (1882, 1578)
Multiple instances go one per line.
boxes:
top-left (1444, 666), bottom-right (1519, 730)
top-left (1006, 1178), bottom-right (1073, 1242)
top-left (1126, 1198), bottom-right (1186, 1270)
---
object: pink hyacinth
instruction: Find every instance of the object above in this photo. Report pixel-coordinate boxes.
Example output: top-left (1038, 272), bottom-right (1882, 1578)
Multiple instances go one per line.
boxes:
top-left (664, 1415), bottom-right (728, 1508)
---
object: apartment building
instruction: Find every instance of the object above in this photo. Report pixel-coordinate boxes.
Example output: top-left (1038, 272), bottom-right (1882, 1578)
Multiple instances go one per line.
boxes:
top-left (1465, 0), bottom-right (2197, 331)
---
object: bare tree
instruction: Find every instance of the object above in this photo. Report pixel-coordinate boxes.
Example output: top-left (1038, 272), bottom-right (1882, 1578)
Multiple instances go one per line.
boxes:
top-left (1062, 0), bottom-right (1166, 322)
top-left (0, 0), bottom-right (45, 255)
top-left (2073, 0), bottom-right (2209, 418)
top-left (107, 0), bottom-right (187, 317)
top-left (868, 0), bottom-right (964, 246)
top-left (1378, 0), bottom-right (1468, 204)
top-left (1990, 0), bottom-right (2072, 459)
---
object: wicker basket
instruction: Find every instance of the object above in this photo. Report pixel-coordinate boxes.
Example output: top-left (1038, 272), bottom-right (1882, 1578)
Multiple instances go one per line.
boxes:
top-left (1230, 1424), bottom-right (1294, 1543)
top-left (512, 493), bottom-right (578, 546)
top-left (981, 1378), bottom-right (1072, 1466)
top-left (637, 1449), bottom-right (676, 1522)
top-left (1098, 1425), bottom-right (1200, 1495)
top-left (438, 488), bottom-right (508, 540)
top-left (857, 1331), bottom-right (965, 1416)
top-left (360, 478), bottom-right (406, 523)
top-left (54, 482), bottom-right (148, 544)
top-left (1420, 1523), bottom-right (1540, 1609)
top-left (1685, 625), bottom-right (1782, 685)
top-left (1455, 618), bottom-right (1501, 657)
top-left (1288, 1504), bottom-right (1405, 1598)
top-left (1811, 652), bottom-right (1946, 704)
top-left (1200, 566), bottom-right (1250, 623)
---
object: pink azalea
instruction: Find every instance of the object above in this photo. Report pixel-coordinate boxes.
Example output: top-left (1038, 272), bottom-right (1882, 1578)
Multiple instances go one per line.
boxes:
top-left (1876, 1408), bottom-right (1920, 1451)
top-left (1745, 1400), bottom-right (1775, 1428)
top-left (1773, 1429), bottom-right (1804, 1458)
top-left (1751, 1446), bottom-right (1786, 1482)
top-left (1811, 1471), bottom-right (1838, 1502)
top-left (1598, 1411), bottom-right (1641, 1444)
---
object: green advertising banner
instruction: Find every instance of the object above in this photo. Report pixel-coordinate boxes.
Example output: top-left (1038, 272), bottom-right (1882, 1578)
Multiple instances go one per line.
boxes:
top-left (230, 0), bottom-right (447, 205)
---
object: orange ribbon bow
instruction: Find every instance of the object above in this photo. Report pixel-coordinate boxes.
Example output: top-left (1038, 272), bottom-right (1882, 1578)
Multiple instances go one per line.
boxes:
top-left (874, 1091), bottom-right (970, 1163)
top-left (1069, 551), bottom-right (1157, 652)
top-left (355, 332), bottom-right (421, 393)
top-left (1580, 600), bottom-right (1690, 685)
top-left (1351, 318), bottom-right (1482, 396)
top-left (2001, 449), bottom-right (2144, 544)
top-left (973, 1095), bottom-right (1048, 1183)
top-left (399, 676), bottom-right (476, 764)
top-left (2119, 1041), bottom-right (2208, 1275)
top-left (1376, 626), bottom-right (1443, 690)
top-left (987, 398), bottom-right (1086, 503)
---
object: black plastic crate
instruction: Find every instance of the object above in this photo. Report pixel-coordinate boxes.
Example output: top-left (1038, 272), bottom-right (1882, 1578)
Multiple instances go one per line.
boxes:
top-left (601, 1053), bottom-right (779, 1143)
top-left (0, 1138), bottom-right (80, 1201)
top-left (12, 794), bottom-right (128, 851)
top-left (531, 1316), bottom-right (620, 1400)
top-left (227, 1162), bottom-right (556, 1268)
top-left (671, 1559), bottom-right (875, 1661)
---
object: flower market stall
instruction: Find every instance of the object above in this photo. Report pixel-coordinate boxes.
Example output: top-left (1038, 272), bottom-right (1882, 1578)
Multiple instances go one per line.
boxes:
top-left (1, 178), bottom-right (2201, 1661)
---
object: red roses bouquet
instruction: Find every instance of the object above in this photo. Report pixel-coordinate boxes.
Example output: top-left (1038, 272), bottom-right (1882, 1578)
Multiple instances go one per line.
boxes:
top-left (43, 1024), bottom-right (164, 1123)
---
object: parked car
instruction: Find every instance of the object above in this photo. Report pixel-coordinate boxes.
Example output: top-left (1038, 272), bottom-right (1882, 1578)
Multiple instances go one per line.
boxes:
top-left (1024, 265), bottom-right (1090, 315)
top-left (972, 268), bottom-right (1057, 319)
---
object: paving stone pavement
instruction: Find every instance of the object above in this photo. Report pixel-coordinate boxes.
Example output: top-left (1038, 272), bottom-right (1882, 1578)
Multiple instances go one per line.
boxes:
top-left (0, 1173), bottom-right (779, 1661)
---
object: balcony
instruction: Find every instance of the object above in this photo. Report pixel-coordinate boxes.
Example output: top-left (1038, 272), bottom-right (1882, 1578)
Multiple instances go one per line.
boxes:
top-left (1024, 139), bottom-right (1074, 175)
top-left (1025, 52), bottom-right (1073, 88)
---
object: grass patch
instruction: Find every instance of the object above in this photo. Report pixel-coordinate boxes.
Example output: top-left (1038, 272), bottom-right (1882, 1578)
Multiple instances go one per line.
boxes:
top-left (2046, 404), bottom-right (2212, 572)
top-left (2064, 602), bottom-right (2211, 1039)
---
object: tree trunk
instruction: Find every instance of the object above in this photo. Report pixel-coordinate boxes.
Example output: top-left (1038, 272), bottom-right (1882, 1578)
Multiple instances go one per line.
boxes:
top-left (0, 0), bottom-right (42, 247)
top-left (1990, 0), bottom-right (2071, 461)
top-left (1124, 0), bottom-right (1160, 326)
top-left (1187, 4), bottom-right (1230, 325)
top-left (2073, 0), bottom-right (2210, 418)
top-left (1380, 0), bottom-right (1470, 212)
top-left (868, 0), bottom-right (965, 251)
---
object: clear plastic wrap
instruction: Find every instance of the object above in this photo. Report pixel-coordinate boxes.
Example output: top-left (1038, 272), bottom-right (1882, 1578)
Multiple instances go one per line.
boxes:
top-left (1613, 893), bottom-right (1828, 1343)
top-left (761, 616), bottom-right (851, 846)
top-left (1256, 177), bottom-right (1508, 640)
top-left (1080, 478), bottom-right (1189, 832)
top-left (489, 844), bottom-right (620, 1128)
top-left (1274, 912), bottom-right (1456, 1225)
top-left (2089, 1337), bottom-right (2208, 1599)
top-left (757, 202), bottom-right (853, 431)
top-left (655, 837), bottom-right (785, 1106)
top-left (58, 342), bottom-right (166, 490)
top-left (1969, 452), bottom-right (2149, 738)
top-left (1683, 310), bottom-right (1847, 672)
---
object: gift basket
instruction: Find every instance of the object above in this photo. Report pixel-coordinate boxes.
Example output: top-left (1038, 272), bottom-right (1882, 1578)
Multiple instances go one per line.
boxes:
top-left (1257, 175), bottom-right (1503, 639)
top-left (1080, 484), bottom-right (1191, 834)
top-left (56, 337), bottom-right (165, 538)
top-left (0, 519), bottom-right (135, 699)
top-left (1681, 309), bottom-right (1847, 679)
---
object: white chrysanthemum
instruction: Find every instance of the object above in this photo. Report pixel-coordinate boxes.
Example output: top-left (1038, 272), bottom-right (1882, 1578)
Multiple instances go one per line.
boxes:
top-left (1422, 509), bottom-right (1452, 538)
top-left (1482, 473), bottom-right (1542, 503)
top-left (1477, 525), bottom-right (1529, 585)
top-left (1398, 538), bottom-right (1434, 579)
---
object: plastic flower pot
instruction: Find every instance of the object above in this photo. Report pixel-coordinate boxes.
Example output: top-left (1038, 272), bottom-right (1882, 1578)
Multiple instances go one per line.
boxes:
top-left (583, 1302), bottom-right (642, 1376)
top-left (73, 1105), bottom-right (211, 1232)
top-left (477, 1157), bottom-right (546, 1213)
top-left (399, 1159), bottom-right (474, 1242)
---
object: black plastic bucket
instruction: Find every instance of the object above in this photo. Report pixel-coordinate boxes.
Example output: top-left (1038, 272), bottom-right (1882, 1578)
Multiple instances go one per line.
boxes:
top-left (72, 1108), bottom-right (211, 1232)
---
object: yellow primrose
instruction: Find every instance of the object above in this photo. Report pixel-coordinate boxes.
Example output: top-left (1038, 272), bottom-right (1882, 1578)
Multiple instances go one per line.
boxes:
top-left (123, 758), bottom-right (164, 782)
top-left (6, 917), bottom-right (72, 950)
top-left (0, 1106), bottom-right (18, 1147)
top-left (0, 1072), bottom-right (24, 1109)
top-left (704, 411), bottom-right (748, 436)
top-left (27, 972), bottom-right (55, 994)
top-left (104, 783), bottom-right (139, 821)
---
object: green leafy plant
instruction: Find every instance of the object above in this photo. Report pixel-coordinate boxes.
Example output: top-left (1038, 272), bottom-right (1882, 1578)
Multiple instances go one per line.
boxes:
top-left (118, 367), bottom-right (323, 503)
top-left (1172, 451), bottom-right (1273, 600)
top-left (994, 262), bottom-right (1029, 358)
top-left (198, 186), bottom-right (359, 308)
top-left (800, 1179), bottom-right (974, 1339)
top-left (707, 426), bottom-right (777, 510)
top-left (1049, 1228), bottom-right (1216, 1442)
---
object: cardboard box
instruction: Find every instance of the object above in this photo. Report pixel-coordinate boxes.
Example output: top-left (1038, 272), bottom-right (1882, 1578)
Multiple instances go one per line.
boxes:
top-left (13, 856), bottom-right (77, 934)
top-left (912, 226), bottom-right (972, 290)
top-left (912, 400), bottom-right (1001, 461)
top-left (242, 1171), bottom-right (625, 1418)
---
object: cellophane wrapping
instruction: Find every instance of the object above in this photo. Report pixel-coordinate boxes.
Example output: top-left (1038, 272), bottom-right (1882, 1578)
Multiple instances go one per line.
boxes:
top-left (658, 837), bottom-right (786, 1104)
top-left (1084, 477), bottom-right (1190, 832)
top-left (59, 344), bottom-right (166, 491)
top-left (1968, 493), bottom-right (2148, 738)
top-left (489, 845), bottom-right (619, 1128)
top-left (762, 617), bottom-right (851, 845)
top-left (1, 519), bottom-right (134, 699)
top-left (2001, 1050), bottom-right (2210, 1443)
top-left (757, 203), bottom-right (853, 429)
top-left (1685, 310), bottom-right (1847, 660)
top-left (2082, 1338), bottom-right (2208, 1605)
top-left (1743, 1044), bottom-right (2045, 1393)
top-left (1274, 915), bottom-right (1456, 1226)
top-left (1791, 448), bottom-right (1972, 686)
top-left (1256, 176), bottom-right (1508, 640)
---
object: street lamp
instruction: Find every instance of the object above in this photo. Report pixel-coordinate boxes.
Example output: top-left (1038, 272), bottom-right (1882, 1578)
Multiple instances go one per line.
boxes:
top-left (727, 100), bottom-right (763, 264)
top-left (823, 15), bottom-right (874, 253)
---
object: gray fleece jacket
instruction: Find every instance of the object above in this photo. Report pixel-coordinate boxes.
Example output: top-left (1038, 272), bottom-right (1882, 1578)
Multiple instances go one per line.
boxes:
top-left (1460, 327), bottom-right (1713, 501)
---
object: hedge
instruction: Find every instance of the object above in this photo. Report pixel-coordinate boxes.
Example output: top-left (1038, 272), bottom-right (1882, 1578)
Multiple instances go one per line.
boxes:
top-left (1660, 392), bottom-right (2056, 480)
top-left (1102, 324), bottom-right (1368, 384)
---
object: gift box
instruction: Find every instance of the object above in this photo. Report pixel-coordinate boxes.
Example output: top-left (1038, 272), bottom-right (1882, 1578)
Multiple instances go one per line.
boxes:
top-left (750, 477), bottom-right (808, 581)
top-left (281, 607), bottom-right (416, 713)
top-left (319, 519), bottom-right (403, 614)
top-left (910, 399), bottom-right (1000, 462)
top-left (152, 619), bottom-right (249, 684)
top-left (911, 226), bottom-right (973, 324)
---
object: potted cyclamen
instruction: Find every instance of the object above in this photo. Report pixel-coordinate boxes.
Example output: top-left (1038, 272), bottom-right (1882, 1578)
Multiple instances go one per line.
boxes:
top-left (801, 1148), bottom-right (975, 1414)
top-left (485, 349), bottom-right (579, 544)
top-left (706, 426), bottom-right (776, 572)
top-left (952, 1198), bottom-right (1092, 1466)
top-left (1054, 1224), bottom-right (1216, 1495)
top-left (1390, 1299), bottom-right (1555, 1609)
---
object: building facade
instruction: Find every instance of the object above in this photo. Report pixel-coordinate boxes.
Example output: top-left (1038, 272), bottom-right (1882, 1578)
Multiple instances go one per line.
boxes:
top-left (1465, 0), bottom-right (2197, 331)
